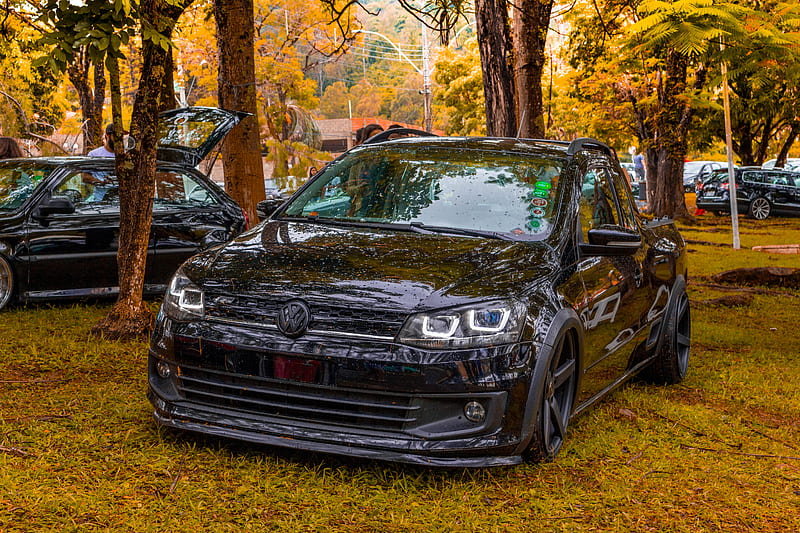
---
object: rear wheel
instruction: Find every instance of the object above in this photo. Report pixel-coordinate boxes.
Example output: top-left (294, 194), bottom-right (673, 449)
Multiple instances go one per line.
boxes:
top-left (748, 197), bottom-right (771, 220)
top-left (526, 330), bottom-right (578, 462)
top-left (0, 255), bottom-right (14, 311)
top-left (645, 288), bottom-right (691, 384)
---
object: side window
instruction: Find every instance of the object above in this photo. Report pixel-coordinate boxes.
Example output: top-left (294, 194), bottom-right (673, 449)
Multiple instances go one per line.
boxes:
top-left (608, 168), bottom-right (637, 229)
top-left (769, 172), bottom-right (792, 187)
top-left (54, 170), bottom-right (119, 210)
top-left (154, 171), bottom-right (219, 208)
top-left (579, 167), bottom-right (618, 242)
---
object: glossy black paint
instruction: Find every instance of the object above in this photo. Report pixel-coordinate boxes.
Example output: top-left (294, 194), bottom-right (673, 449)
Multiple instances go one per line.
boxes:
top-left (696, 166), bottom-right (800, 218)
top-left (0, 159), bottom-right (244, 306)
top-left (148, 137), bottom-right (688, 467)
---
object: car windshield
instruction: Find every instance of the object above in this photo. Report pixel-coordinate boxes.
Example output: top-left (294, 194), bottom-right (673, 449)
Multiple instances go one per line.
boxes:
top-left (280, 146), bottom-right (564, 239)
top-left (0, 162), bottom-right (52, 210)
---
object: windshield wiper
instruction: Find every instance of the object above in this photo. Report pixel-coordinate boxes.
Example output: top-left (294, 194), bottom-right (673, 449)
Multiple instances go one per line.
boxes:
top-left (278, 216), bottom-right (515, 240)
top-left (409, 222), bottom-right (515, 241)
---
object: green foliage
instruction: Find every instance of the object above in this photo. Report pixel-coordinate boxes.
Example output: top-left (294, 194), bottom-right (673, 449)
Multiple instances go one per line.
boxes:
top-left (2, 219), bottom-right (800, 531)
top-left (433, 37), bottom-right (485, 136)
top-left (35, 0), bottom-right (137, 74)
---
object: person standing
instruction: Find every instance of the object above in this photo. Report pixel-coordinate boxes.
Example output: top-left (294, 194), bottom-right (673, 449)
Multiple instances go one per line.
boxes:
top-left (354, 124), bottom-right (384, 146)
top-left (0, 137), bottom-right (23, 159)
top-left (88, 124), bottom-right (117, 157)
top-left (633, 151), bottom-right (645, 182)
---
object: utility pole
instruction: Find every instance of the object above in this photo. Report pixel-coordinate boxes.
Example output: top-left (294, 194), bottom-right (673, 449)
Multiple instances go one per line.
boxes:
top-left (353, 29), bottom-right (432, 132)
top-left (422, 26), bottom-right (432, 132)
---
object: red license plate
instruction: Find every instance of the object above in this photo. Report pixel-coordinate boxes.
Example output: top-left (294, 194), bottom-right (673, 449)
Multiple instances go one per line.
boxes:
top-left (273, 356), bottom-right (321, 384)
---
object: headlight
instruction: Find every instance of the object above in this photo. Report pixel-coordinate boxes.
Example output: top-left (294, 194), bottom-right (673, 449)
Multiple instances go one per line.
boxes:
top-left (398, 300), bottom-right (526, 349)
top-left (162, 268), bottom-right (204, 321)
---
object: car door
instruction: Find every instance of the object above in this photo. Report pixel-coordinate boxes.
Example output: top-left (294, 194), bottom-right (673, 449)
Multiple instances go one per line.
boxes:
top-left (149, 168), bottom-right (239, 286)
top-left (575, 162), bottom-right (651, 405)
top-left (23, 168), bottom-right (130, 295)
top-left (765, 171), bottom-right (797, 213)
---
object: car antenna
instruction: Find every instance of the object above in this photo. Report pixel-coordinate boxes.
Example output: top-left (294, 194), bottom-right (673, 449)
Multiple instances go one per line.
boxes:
top-left (516, 110), bottom-right (526, 138)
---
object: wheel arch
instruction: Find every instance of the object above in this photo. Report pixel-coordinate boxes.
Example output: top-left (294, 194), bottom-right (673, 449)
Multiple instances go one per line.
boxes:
top-left (513, 307), bottom-right (585, 456)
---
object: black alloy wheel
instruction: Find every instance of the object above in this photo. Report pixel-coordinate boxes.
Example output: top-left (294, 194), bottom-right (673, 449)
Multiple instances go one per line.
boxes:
top-left (748, 197), bottom-right (771, 220)
top-left (646, 289), bottom-right (691, 384)
top-left (0, 255), bottom-right (13, 311)
top-left (527, 330), bottom-right (578, 462)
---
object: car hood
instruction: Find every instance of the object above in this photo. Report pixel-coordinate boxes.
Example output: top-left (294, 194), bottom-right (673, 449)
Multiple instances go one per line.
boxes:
top-left (157, 107), bottom-right (248, 167)
top-left (186, 220), bottom-right (556, 312)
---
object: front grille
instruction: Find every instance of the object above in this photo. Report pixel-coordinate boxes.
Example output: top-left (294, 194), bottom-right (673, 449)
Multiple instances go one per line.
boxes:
top-left (176, 365), bottom-right (418, 432)
top-left (204, 292), bottom-right (407, 338)
top-left (173, 337), bottom-right (417, 432)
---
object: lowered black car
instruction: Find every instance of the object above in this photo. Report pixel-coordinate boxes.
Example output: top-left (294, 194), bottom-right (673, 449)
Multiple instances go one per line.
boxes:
top-left (696, 166), bottom-right (800, 219)
top-left (148, 136), bottom-right (689, 467)
top-left (0, 107), bottom-right (247, 311)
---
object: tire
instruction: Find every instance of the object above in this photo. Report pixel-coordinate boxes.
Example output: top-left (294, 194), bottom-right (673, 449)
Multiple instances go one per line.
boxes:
top-left (748, 197), bottom-right (771, 220)
top-left (526, 330), bottom-right (578, 462)
top-left (0, 255), bottom-right (14, 311)
top-left (644, 286), bottom-right (691, 384)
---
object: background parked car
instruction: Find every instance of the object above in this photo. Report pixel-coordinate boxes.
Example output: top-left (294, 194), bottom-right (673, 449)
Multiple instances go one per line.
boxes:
top-left (696, 166), bottom-right (800, 219)
top-left (149, 135), bottom-right (689, 467)
top-left (0, 107), bottom-right (247, 311)
top-left (762, 158), bottom-right (800, 171)
top-left (683, 161), bottom-right (725, 192)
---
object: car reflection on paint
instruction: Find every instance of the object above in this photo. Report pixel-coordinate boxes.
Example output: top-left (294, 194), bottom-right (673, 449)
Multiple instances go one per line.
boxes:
top-left (148, 134), bottom-right (690, 467)
top-left (0, 107), bottom-right (247, 311)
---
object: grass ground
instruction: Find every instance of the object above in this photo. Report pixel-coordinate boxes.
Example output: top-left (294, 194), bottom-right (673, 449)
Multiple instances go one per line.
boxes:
top-left (1, 213), bottom-right (799, 532)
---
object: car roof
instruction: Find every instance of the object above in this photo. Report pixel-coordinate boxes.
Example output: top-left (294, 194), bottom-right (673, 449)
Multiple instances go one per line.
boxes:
top-left (354, 136), bottom-right (612, 160)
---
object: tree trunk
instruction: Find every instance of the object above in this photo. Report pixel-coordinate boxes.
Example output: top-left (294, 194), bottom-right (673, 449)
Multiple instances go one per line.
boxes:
top-left (647, 53), bottom-right (705, 218)
top-left (215, 0), bottom-right (265, 221)
top-left (775, 121), bottom-right (800, 167)
top-left (92, 0), bottom-right (190, 340)
top-left (511, 0), bottom-right (552, 138)
top-left (474, 0), bottom-right (516, 137)
top-left (66, 48), bottom-right (106, 153)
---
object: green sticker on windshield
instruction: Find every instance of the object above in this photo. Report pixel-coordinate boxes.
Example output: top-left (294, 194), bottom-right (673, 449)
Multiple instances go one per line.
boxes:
top-left (534, 181), bottom-right (551, 190)
top-left (533, 189), bottom-right (549, 198)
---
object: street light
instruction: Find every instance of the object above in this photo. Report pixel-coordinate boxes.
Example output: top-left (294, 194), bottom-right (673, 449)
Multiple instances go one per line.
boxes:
top-left (352, 29), bottom-right (433, 132)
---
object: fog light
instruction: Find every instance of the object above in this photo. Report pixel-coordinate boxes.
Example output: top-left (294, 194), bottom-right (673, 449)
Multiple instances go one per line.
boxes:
top-left (464, 401), bottom-right (486, 423)
top-left (156, 360), bottom-right (173, 378)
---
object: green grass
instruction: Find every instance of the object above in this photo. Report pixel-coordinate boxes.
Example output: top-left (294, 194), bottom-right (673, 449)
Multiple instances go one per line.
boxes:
top-left (2, 218), bottom-right (800, 532)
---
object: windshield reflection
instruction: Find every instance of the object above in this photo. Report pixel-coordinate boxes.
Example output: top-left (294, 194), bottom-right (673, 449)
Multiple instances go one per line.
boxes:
top-left (0, 163), bottom-right (52, 210)
top-left (280, 147), bottom-right (563, 239)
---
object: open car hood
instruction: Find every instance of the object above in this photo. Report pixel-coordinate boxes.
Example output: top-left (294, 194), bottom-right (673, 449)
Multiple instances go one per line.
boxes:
top-left (157, 107), bottom-right (249, 167)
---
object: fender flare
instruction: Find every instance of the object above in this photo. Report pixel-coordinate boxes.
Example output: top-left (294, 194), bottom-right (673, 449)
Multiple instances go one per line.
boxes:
top-left (513, 306), bottom-right (585, 456)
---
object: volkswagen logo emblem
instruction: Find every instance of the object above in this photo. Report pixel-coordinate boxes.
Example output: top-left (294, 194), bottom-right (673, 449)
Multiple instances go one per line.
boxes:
top-left (276, 300), bottom-right (311, 338)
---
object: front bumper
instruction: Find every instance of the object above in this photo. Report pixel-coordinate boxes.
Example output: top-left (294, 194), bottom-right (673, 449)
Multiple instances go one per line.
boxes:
top-left (148, 315), bottom-right (537, 467)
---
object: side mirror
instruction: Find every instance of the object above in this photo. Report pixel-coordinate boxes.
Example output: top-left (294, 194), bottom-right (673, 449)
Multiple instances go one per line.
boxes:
top-left (580, 226), bottom-right (641, 256)
top-left (36, 196), bottom-right (76, 218)
top-left (256, 198), bottom-right (283, 222)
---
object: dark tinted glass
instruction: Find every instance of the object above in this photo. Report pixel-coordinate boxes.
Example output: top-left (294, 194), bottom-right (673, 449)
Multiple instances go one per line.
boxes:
top-left (0, 163), bottom-right (52, 210)
top-left (282, 147), bottom-right (565, 238)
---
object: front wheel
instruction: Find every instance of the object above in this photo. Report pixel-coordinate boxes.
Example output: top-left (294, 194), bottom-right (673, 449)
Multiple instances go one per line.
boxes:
top-left (645, 288), bottom-right (691, 384)
top-left (0, 255), bottom-right (14, 311)
top-left (748, 197), bottom-right (771, 220)
top-left (526, 330), bottom-right (578, 462)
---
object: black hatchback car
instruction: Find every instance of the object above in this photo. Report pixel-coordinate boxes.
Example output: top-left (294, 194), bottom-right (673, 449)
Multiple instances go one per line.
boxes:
top-left (695, 166), bottom-right (800, 219)
top-left (0, 107), bottom-right (247, 311)
top-left (148, 136), bottom-right (689, 467)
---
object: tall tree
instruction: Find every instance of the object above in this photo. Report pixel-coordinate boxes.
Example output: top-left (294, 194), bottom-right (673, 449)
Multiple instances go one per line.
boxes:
top-left (474, 0), bottom-right (516, 136)
top-left (215, 0), bottom-right (265, 222)
top-left (40, 0), bottom-right (191, 338)
top-left (66, 48), bottom-right (106, 152)
top-left (512, 0), bottom-right (553, 138)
